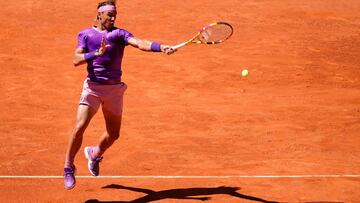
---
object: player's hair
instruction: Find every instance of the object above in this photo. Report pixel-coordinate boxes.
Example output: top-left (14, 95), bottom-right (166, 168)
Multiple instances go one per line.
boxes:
top-left (97, 0), bottom-right (116, 9)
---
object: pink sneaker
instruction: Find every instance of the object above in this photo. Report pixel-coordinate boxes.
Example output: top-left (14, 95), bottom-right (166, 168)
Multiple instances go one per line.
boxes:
top-left (64, 165), bottom-right (76, 190)
top-left (84, 146), bottom-right (103, 176)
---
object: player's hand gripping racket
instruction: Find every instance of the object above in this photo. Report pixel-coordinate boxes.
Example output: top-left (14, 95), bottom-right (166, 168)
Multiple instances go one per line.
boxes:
top-left (171, 22), bottom-right (233, 50)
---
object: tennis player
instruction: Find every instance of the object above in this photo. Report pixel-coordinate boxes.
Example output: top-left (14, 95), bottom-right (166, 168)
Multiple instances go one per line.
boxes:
top-left (63, 0), bottom-right (175, 190)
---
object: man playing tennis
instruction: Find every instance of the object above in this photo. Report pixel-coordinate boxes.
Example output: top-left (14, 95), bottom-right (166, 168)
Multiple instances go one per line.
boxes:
top-left (63, 0), bottom-right (175, 190)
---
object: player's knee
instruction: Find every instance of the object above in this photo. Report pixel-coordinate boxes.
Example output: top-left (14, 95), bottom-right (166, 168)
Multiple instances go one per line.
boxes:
top-left (73, 121), bottom-right (88, 134)
top-left (71, 127), bottom-right (84, 141)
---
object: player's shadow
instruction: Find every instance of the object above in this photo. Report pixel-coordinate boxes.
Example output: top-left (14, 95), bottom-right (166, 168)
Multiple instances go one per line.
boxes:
top-left (85, 184), bottom-right (279, 203)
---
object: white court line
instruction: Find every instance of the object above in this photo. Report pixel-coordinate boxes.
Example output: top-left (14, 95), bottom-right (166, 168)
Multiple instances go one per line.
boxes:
top-left (0, 175), bottom-right (359, 179)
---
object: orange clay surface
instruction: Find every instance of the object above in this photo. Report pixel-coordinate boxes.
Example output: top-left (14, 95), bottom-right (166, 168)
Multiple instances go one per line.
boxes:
top-left (0, 0), bottom-right (360, 202)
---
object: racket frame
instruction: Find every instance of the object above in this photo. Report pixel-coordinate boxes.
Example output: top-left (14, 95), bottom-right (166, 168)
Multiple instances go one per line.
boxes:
top-left (172, 22), bottom-right (233, 50)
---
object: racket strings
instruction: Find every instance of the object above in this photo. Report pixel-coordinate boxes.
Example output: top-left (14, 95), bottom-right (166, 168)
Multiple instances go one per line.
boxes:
top-left (199, 23), bottom-right (233, 43)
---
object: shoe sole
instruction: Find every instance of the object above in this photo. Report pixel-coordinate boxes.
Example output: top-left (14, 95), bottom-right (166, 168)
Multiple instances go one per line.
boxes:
top-left (84, 147), bottom-right (97, 176)
top-left (65, 182), bottom-right (76, 190)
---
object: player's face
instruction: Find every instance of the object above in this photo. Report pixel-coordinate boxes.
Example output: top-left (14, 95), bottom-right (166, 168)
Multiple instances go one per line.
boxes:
top-left (100, 10), bottom-right (117, 30)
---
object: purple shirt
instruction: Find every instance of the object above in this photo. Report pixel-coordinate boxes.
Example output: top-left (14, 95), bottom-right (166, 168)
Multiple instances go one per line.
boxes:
top-left (77, 26), bottom-right (133, 82)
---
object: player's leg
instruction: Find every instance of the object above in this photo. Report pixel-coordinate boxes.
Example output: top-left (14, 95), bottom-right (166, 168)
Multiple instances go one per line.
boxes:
top-left (84, 82), bottom-right (127, 176)
top-left (65, 104), bottom-right (97, 168)
top-left (84, 109), bottom-right (122, 176)
top-left (96, 83), bottom-right (127, 156)
top-left (64, 79), bottom-right (101, 189)
top-left (99, 110), bottom-right (122, 156)
top-left (64, 104), bottom-right (97, 190)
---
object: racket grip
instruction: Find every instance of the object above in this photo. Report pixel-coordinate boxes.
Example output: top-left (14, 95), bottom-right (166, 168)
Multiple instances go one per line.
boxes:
top-left (171, 42), bottom-right (187, 50)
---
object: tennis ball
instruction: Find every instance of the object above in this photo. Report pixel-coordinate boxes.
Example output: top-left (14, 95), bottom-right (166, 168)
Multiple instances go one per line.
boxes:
top-left (241, 69), bottom-right (249, 77)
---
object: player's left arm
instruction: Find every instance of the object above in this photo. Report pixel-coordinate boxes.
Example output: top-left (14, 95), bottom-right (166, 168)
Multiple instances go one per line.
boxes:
top-left (127, 37), bottom-right (176, 55)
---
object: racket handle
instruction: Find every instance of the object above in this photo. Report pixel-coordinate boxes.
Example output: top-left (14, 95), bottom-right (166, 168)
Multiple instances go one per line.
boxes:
top-left (171, 42), bottom-right (188, 50)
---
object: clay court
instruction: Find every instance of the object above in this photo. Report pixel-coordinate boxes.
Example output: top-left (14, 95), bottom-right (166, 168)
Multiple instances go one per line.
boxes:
top-left (1, 0), bottom-right (360, 202)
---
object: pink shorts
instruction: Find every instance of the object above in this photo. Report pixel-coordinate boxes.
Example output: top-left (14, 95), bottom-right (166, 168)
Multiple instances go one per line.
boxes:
top-left (79, 79), bottom-right (127, 115)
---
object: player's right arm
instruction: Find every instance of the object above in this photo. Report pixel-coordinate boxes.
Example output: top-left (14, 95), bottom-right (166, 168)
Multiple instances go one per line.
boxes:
top-left (73, 37), bottom-right (109, 66)
top-left (73, 47), bottom-right (86, 67)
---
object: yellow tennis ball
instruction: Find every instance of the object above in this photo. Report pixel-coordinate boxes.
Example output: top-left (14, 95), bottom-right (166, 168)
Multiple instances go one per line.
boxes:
top-left (241, 69), bottom-right (249, 77)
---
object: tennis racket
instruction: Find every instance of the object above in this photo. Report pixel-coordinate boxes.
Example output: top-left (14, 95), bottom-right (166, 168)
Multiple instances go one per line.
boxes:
top-left (171, 22), bottom-right (233, 50)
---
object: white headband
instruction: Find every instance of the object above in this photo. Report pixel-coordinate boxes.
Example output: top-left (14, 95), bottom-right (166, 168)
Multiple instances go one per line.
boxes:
top-left (98, 5), bottom-right (116, 12)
